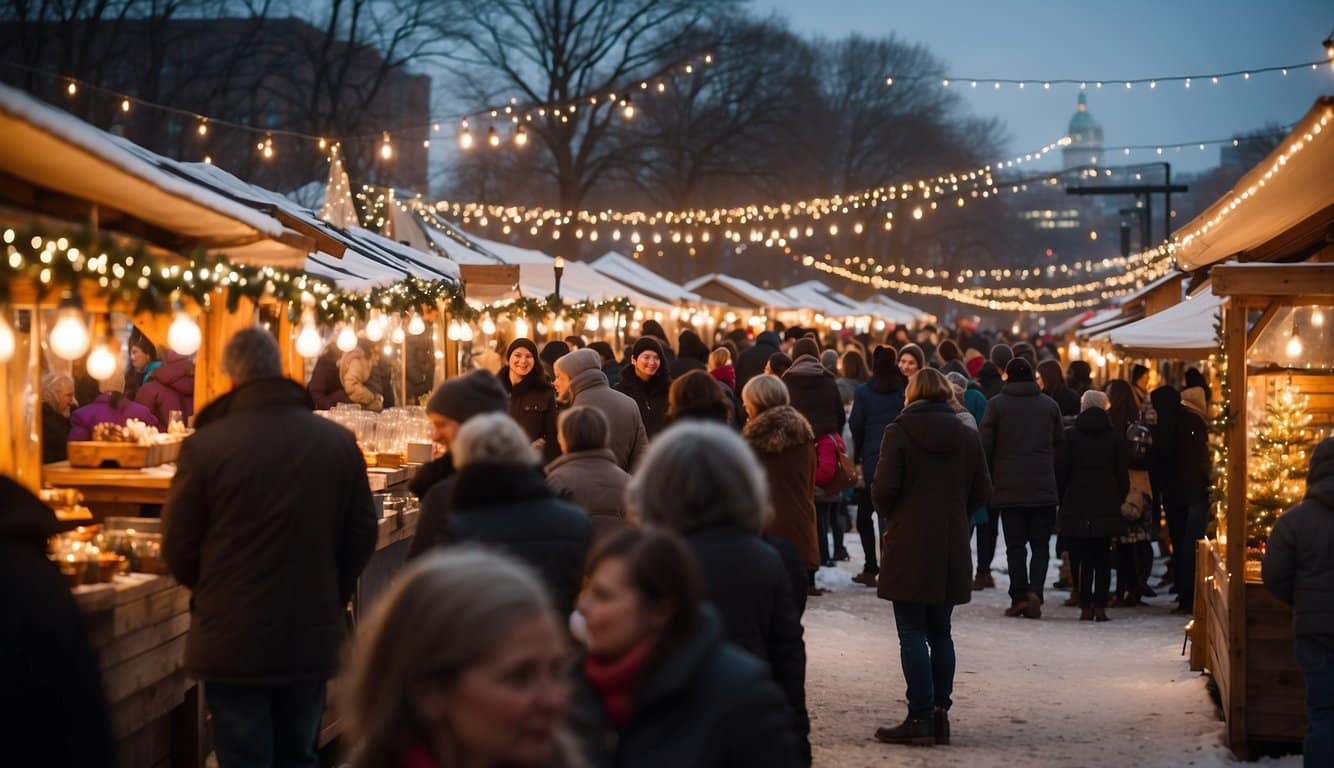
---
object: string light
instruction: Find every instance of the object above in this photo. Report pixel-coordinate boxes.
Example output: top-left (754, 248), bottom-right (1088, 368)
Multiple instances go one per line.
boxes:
top-left (460, 122), bottom-right (474, 150)
top-left (380, 132), bottom-right (394, 160)
top-left (335, 322), bottom-right (358, 353)
top-left (167, 303), bottom-right (202, 355)
top-left (622, 97), bottom-right (635, 120)
top-left (48, 292), bottom-right (91, 360)
top-left (120, 97), bottom-right (130, 113)
top-left (86, 337), bottom-right (119, 381)
top-left (487, 126), bottom-right (501, 148)
top-left (885, 58), bottom-right (1328, 90)
top-left (295, 320), bottom-right (323, 358)
top-left (66, 81), bottom-right (77, 96)
top-left (197, 119), bottom-right (208, 137)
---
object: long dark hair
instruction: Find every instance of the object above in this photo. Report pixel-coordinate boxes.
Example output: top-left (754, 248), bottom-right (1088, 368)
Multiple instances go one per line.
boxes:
top-left (586, 528), bottom-right (702, 698)
top-left (667, 370), bottom-right (730, 425)
top-left (1105, 379), bottom-right (1136, 432)
top-left (840, 349), bottom-right (870, 382)
top-left (869, 345), bottom-right (906, 394)
top-left (1037, 359), bottom-right (1068, 399)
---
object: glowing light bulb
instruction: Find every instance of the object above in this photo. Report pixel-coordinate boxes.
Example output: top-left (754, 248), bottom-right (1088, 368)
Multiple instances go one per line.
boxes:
top-left (514, 125), bottom-right (528, 147)
top-left (0, 314), bottom-right (13, 364)
top-left (1286, 335), bottom-right (1303, 359)
top-left (296, 323), bottom-right (323, 358)
top-left (380, 132), bottom-right (393, 160)
top-left (365, 313), bottom-right (385, 342)
top-left (66, 81), bottom-right (77, 96)
top-left (514, 318), bottom-right (530, 339)
top-left (391, 326), bottom-right (406, 345)
top-left (458, 324), bottom-right (474, 342)
top-left (459, 128), bottom-right (474, 150)
top-left (912, 207), bottom-right (924, 220)
top-left (447, 321), bottom-right (462, 341)
top-left (120, 98), bottom-right (130, 112)
top-left (167, 310), bottom-right (202, 355)
top-left (336, 323), bottom-right (358, 353)
top-left (86, 341), bottom-right (118, 381)
top-left (1312, 309), bottom-right (1325, 328)
top-left (585, 315), bottom-right (599, 333)
top-left (408, 313), bottom-right (426, 335)
top-left (487, 126), bottom-right (500, 148)
top-left (481, 317), bottom-right (497, 335)
top-left (622, 98), bottom-right (635, 120)
top-left (197, 121), bottom-right (208, 136)
top-left (49, 295), bottom-right (91, 360)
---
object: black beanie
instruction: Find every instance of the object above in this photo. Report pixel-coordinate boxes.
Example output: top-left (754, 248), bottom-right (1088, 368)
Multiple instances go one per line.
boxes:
top-left (506, 338), bottom-right (539, 360)
top-left (426, 369), bottom-right (509, 422)
top-left (539, 340), bottom-right (570, 369)
top-left (631, 336), bottom-right (665, 360)
top-left (1005, 358), bottom-right (1035, 383)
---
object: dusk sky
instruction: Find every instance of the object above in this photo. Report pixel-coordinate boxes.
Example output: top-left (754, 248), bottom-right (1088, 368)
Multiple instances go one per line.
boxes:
top-left (756, 0), bottom-right (1333, 173)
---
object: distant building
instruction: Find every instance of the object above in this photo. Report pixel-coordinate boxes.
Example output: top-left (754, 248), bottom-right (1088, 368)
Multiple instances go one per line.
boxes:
top-left (1062, 93), bottom-right (1104, 170)
top-left (0, 16), bottom-right (430, 194)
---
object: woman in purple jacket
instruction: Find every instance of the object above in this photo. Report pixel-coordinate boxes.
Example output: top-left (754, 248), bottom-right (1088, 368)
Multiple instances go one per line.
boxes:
top-left (135, 349), bottom-right (195, 427)
top-left (69, 370), bottom-right (159, 442)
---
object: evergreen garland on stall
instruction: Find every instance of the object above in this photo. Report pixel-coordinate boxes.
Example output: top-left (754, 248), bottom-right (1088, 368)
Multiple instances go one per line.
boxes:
top-left (1208, 315), bottom-right (1231, 540)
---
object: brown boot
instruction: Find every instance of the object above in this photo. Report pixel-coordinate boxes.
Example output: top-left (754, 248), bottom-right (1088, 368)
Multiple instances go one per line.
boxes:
top-left (874, 715), bottom-right (935, 746)
top-left (1062, 593), bottom-right (1081, 607)
top-left (1004, 599), bottom-right (1027, 617)
top-left (972, 574), bottom-right (986, 591)
top-left (1079, 605), bottom-right (1094, 621)
top-left (982, 573), bottom-right (995, 588)
top-left (1022, 592), bottom-right (1042, 619)
top-left (1093, 606), bottom-right (1110, 622)
top-left (852, 571), bottom-right (878, 587)
top-left (934, 707), bottom-right (950, 746)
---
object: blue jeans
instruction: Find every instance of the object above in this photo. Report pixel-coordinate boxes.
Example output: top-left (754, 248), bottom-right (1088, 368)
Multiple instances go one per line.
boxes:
top-left (206, 681), bottom-right (326, 768)
top-left (892, 601), bottom-right (955, 718)
top-left (1296, 636), bottom-right (1334, 768)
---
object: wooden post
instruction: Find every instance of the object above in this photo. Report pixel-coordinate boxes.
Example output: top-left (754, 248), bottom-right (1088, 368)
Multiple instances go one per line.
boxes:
top-left (1224, 298), bottom-right (1250, 758)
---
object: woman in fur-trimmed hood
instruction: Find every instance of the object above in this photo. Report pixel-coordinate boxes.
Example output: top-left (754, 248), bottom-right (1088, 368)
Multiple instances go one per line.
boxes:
top-left (742, 375), bottom-right (820, 571)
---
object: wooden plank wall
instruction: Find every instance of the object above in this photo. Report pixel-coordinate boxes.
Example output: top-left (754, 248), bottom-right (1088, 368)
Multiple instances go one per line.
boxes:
top-left (1244, 582), bottom-right (1305, 743)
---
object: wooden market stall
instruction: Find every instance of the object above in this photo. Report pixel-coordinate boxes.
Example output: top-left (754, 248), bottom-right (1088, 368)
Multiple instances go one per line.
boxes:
top-left (1168, 96), bottom-right (1334, 758)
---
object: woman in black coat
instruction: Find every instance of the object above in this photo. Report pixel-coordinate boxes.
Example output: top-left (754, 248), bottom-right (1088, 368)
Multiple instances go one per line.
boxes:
top-left (629, 422), bottom-right (810, 765)
top-left (615, 337), bottom-right (673, 439)
top-left (669, 329), bottom-right (711, 378)
top-left (572, 527), bottom-right (799, 768)
top-left (1038, 359), bottom-right (1080, 420)
top-left (307, 344), bottom-right (350, 410)
top-left (498, 338), bottom-right (561, 462)
top-left (1055, 390), bottom-right (1130, 621)
top-left (871, 369), bottom-right (991, 747)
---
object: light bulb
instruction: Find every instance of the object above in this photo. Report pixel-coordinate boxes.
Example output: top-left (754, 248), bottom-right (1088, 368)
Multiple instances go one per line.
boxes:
top-left (622, 99), bottom-right (635, 120)
top-left (408, 313), bottom-right (426, 335)
top-left (391, 326), bottom-right (406, 345)
top-left (86, 341), bottom-right (118, 381)
top-left (536, 322), bottom-right (547, 335)
top-left (167, 310), bottom-right (202, 355)
top-left (514, 126), bottom-right (528, 147)
top-left (585, 315), bottom-right (599, 332)
top-left (1312, 309), bottom-right (1325, 328)
top-left (487, 126), bottom-right (500, 148)
top-left (365, 313), bottom-right (385, 342)
top-left (336, 323), bottom-right (358, 352)
top-left (514, 318), bottom-right (530, 338)
top-left (380, 132), bottom-right (393, 160)
top-left (481, 317), bottom-right (497, 336)
top-left (296, 323), bottom-right (323, 358)
top-left (1286, 335), bottom-right (1302, 359)
top-left (0, 314), bottom-right (14, 363)
top-left (459, 128), bottom-right (474, 150)
top-left (49, 295), bottom-right (91, 360)
top-left (459, 324), bottom-right (474, 342)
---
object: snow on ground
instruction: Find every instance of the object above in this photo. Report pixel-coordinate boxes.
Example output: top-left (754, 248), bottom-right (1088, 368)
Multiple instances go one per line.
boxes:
top-left (803, 528), bottom-right (1301, 767)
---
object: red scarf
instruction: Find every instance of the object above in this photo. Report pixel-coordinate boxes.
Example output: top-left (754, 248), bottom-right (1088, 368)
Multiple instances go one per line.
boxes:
top-left (710, 364), bottom-right (736, 391)
top-left (583, 639), bottom-right (655, 728)
top-left (400, 743), bottom-right (441, 768)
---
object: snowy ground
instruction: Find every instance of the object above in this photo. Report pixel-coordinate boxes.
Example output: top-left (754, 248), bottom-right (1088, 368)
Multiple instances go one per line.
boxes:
top-left (803, 527), bottom-right (1302, 767)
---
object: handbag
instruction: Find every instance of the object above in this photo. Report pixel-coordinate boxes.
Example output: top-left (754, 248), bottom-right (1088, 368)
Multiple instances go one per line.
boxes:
top-left (817, 433), bottom-right (858, 495)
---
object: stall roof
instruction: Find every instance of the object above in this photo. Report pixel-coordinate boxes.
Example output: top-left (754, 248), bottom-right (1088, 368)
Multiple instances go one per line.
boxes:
top-left (778, 280), bottom-right (864, 317)
top-left (590, 251), bottom-right (705, 304)
top-left (1093, 290), bottom-right (1223, 357)
top-left (684, 273), bottom-right (797, 310)
top-left (861, 293), bottom-right (933, 325)
top-left (1174, 97), bottom-right (1334, 270)
top-left (0, 83), bottom-right (305, 264)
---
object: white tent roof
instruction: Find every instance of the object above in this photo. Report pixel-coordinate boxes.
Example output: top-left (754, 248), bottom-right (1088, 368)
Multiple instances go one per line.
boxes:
top-left (861, 294), bottom-right (932, 325)
top-left (1093, 290), bottom-right (1223, 356)
top-left (684, 273), bottom-right (797, 310)
top-left (778, 281), bottom-right (863, 317)
top-left (590, 251), bottom-right (705, 304)
top-left (1174, 97), bottom-right (1334, 269)
top-left (0, 82), bottom-right (306, 264)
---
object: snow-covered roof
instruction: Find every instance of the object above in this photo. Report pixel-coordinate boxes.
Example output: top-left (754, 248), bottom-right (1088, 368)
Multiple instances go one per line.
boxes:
top-left (860, 294), bottom-right (932, 324)
top-left (1092, 290), bottom-right (1223, 357)
top-left (1174, 97), bottom-right (1334, 270)
top-left (779, 281), bottom-right (866, 317)
top-left (0, 82), bottom-right (302, 264)
top-left (684, 273), bottom-right (798, 310)
top-left (590, 251), bottom-right (705, 304)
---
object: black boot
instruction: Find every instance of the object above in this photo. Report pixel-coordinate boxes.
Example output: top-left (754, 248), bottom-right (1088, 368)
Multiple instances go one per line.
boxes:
top-left (874, 715), bottom-right (935, 746)
top-left (934, 707), bottom-right (950, 746)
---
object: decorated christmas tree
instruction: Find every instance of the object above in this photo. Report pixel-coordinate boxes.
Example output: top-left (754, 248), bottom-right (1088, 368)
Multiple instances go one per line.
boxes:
top-left (1246, 377), bottom-right (1317, 544)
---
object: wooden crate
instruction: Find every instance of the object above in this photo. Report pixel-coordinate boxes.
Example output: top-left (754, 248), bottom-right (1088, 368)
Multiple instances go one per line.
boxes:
top-left (68, 440), bottom-right (181, 469)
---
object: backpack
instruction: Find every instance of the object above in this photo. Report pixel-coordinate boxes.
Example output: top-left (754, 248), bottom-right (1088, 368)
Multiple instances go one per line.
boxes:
top-left (1126, 420), bottom-right (1154, 470)
top-left (815, 432), bottom-right (857, 495)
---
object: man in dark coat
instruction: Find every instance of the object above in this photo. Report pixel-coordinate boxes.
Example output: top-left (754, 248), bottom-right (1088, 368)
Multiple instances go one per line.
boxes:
top-left (737, 330), bottom-right (782, 395)
top-left (407, 369), bottom-right (511, 558)
top-left (1171, 386), bottom-right (1211, 614)
top-left (670, 329), bottom-right (711, 378)
top-left (979, 358), bottom-right (1063, 619)
top-left (41, 372), bottom-right (76, 464)
top-left (1055, 391), bottom-right (1129, 621)
top-left (782, 345), bottom-right (845, 438)
top-left (1263, 437), bottom-right (1334, 767)
top-left (163, 328), bottom-right (378, 768)
top-left (0, 476), bottom-right (115, 768)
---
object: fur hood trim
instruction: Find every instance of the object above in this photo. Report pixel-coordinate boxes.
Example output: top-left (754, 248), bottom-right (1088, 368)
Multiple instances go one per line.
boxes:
top-left (743, 404), bottom-right (813, 454)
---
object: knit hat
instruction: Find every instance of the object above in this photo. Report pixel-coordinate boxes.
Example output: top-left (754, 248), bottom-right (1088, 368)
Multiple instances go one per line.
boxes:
top-left (539, 340), bottom-right (570, 369)
top-left (1081, 389), bottom-right (1110, 412)
top-left (1181, 386), bottom-right (1209, 419)
top-left (937, 339), bottom-right (961, 363)
top-left (1013, 341), bottom-right (1037, 366)
top-left (1005, 358), bottom-right (1035, 383)
top-left (990, 343), bottom-right (1014, 368)
top-left (966, 354), bottom-right (987, 378)
top-left (945, 371), bottom-right (970, 391)
top-left (641, 319), bottom-right (669, 342)
top-left (820, 349), bottom-right (839, 373)
top-left (631, 336), bottom-right (665, 360)
top-left (506, 338), bottom-right (539, 360)
top-left (426, 369), bottom-right (509, 422)
top-left (898, 343), bottom-right (926, 372)
top-left (791, 337), bottom-right (820, 361)
top-left (554, 348), bottom-right (602, 378)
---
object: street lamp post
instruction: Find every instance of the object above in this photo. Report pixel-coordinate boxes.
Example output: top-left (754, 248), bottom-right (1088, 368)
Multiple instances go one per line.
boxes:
top-left (553, 256), bottom-right (565, 302)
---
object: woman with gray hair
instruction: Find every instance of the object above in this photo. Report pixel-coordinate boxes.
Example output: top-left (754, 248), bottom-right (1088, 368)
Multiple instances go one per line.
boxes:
top-left (443, 413), bottom-right (592, 616)
top-left (1055, 388), bottom-right (1130, 622)
top-left (544, 406), bottom-right (631, 541)
top-left (629, 421), bottom-right (812, 765)
top-left (41, 373), bottom-right (76, 463)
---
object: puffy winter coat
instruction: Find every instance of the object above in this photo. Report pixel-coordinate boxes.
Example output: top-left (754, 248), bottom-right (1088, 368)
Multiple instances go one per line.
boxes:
top-left (1263, 437), bottom-right (1334, 639)
top-left (615, 365), bottom-right (673, 439)
top-left (1055, 407), bottom-right (1130, 539)
top-left (0, 477), bottom-right (115, 768)
top-left (570, 607), bottom-right (800, 768)
top-left (744, 404), bottom-right (819, 569)
top-left (849, 379), bottom-right (905, 486)
top-left (873, 400), bottom-right (991, 606)
top-left (68, 393), bottom-right (160, 441)
top-left (782, 355), bottom-right (845, 438)
top-left (736, 331), bottom-right (781, 395)
top-left (501, 367), bottom-right (561, 463)
top-left (684, 526), bottom-right (810, 764)
top-left (976, 362), bottom-right (1004, 400)
top-left (163, 378), bottom-right (377, 684)
top-left (978, 380), bottom-right (1063, 508)
top-left (134, 349), bottom-right (195, 427)
top-left (545, 448), bottom-right (631, 540)
top-left (446, 462), bottom-right (593, 616)
top-left (308, 351), bottom-right (350, 410)
top-left (338, 347), bottom-right (383, 412)
top-left (568, 369), bottom-right (648, 471)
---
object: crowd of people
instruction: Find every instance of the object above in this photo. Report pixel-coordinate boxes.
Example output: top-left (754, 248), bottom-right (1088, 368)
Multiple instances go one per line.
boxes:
top-left (14, 314), bottom-right (1334, 768)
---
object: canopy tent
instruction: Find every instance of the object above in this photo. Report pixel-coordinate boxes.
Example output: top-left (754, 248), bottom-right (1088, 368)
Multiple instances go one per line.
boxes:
top-left (1091, 289), bottom-right (1223, 358)
top-left (1174, 97), bottom-right (1334, 270)
top-left (860, 294), bottom-right (933, 325)
top-left (777, 280), bottom-right (865, 318)
top-left (684, 273), bottom-right (797, 310)
top-left (589, 251), bottom-right (707, 305)
top-left (0, 82), bottom-right (307, 266)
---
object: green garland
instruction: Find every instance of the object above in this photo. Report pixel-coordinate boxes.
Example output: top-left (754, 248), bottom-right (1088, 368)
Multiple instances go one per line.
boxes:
top-left (1208, 313), bottom-right (1232, 541)
top-left (1, 226), bottom-right (633, 327)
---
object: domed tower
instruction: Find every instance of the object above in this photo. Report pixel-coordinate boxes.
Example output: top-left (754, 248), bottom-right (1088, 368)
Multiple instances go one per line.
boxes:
top-left (1062, 92), bottom-right (1104, 170)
